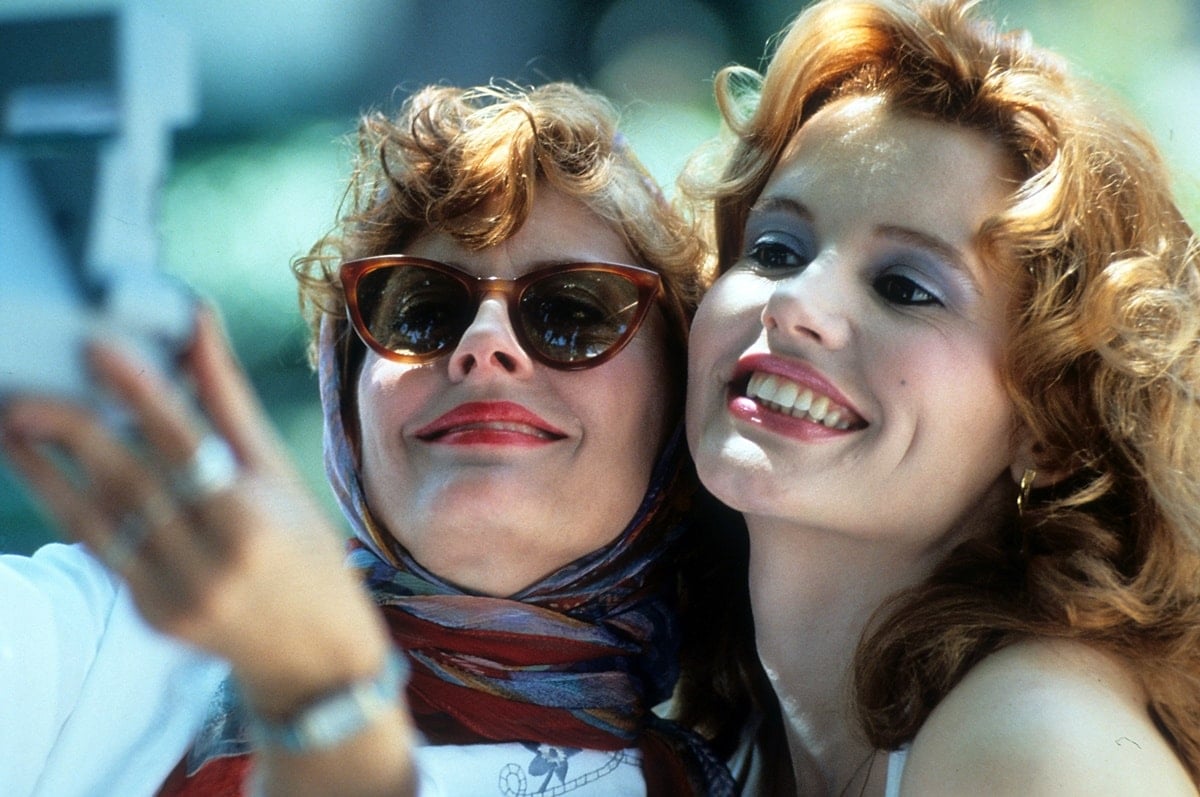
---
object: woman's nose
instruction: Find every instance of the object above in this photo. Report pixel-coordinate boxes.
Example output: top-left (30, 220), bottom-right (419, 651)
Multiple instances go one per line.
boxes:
top-left (446, 294), bottom-right (536, 380)
top-left (760, 260), bottom-right (852, 350)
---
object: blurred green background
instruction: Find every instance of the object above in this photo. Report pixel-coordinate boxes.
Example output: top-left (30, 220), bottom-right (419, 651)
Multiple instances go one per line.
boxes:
top-left (3, 0), bottom-right (1198, 553)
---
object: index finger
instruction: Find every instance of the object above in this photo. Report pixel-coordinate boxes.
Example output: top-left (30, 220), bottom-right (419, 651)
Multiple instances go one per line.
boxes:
top-left (180, 308), bottom-right (293, 474)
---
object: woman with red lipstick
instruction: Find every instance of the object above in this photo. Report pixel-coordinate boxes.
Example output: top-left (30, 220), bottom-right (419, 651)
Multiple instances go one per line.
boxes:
top-left (684, 0), bottom-right (1200, 794)
top-left (2, 82), bottom-right (759, 795)
top-left (262, 82), bottom-right (756, 797)
top-left (184, 81), bottom-right (758, 797)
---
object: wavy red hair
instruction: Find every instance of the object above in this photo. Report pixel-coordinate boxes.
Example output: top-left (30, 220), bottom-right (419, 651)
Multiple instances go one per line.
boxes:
top-left (688, 0), bottom-right (1200, 781)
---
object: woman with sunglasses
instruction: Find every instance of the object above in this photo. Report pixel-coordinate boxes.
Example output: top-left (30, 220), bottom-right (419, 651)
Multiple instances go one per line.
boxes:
top-left (683, 0), bottom-right (1200, 794)
top-left (1, 83), bottom-right (758, 796)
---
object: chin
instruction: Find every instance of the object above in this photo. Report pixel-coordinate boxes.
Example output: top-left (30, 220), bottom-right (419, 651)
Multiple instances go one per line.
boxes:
top-left (692, 439), bottom-right (772, 513)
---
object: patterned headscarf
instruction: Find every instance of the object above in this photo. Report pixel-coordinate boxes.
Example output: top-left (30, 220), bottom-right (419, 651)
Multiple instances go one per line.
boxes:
top-left (160, 315), bottom-right (733, 796)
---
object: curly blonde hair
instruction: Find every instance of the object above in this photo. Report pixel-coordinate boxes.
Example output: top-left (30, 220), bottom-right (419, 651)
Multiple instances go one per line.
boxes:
top-left (689, 0), bottom-right (1200, 780)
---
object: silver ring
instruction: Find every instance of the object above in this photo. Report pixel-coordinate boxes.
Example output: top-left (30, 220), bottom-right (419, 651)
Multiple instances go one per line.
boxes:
top-left (170, 434), bottom-right (239, 504)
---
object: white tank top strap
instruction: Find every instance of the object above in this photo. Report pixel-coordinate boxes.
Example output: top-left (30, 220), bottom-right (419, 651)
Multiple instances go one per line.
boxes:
top-left (884, 746), bottom-right (909, 797)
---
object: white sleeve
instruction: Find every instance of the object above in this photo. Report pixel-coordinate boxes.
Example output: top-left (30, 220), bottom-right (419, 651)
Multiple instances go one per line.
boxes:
top-left (0, 543), bottom-right (228, 797)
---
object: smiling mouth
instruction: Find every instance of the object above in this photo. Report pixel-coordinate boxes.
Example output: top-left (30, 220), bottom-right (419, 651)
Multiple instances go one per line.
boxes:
top-left (740, 370), bottom-right (867, 430)
top-left (414, 401), bottom-right (568, 443)
top-left (418, 421), bottom-right (565, 442)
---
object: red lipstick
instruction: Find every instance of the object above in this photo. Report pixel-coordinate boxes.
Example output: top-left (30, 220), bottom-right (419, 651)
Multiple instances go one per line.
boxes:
top-left (415, 401), bottom-right (566, 446)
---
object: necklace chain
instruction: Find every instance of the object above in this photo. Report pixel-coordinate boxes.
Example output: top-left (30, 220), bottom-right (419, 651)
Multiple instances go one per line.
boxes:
top-left (837, 749), bottom-right (878, 797)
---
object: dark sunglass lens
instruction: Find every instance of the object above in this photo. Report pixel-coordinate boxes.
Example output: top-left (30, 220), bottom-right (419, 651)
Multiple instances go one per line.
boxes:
top-left (519, 271), bottom-right (642, 362)
top-left (356, 265), bottom-right (472, 357)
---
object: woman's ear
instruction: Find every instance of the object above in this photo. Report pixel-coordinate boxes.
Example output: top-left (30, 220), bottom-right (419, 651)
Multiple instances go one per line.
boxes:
top-left (1008, 427), bottom-right (1072, 489)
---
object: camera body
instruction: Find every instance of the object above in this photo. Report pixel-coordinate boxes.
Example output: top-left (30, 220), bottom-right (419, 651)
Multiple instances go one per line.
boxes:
top-left (0, 9), bottom-right (196, 408)
top-left (0, 260), bottom-right (196, 408)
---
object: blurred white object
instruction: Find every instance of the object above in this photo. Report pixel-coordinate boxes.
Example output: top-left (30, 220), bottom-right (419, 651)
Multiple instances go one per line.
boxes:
top-left (0, 8), bottom-right (197, 406)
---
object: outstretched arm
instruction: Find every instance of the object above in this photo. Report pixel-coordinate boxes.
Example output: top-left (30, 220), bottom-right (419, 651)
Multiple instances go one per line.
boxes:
top-left (1, 309), bottom-right (415, 797)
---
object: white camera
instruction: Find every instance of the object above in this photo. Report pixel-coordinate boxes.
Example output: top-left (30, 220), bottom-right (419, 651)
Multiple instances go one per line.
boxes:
top-left (0, 256), bottom-right (196, 408)
top-left (0, 9), bottom-right (196, 408)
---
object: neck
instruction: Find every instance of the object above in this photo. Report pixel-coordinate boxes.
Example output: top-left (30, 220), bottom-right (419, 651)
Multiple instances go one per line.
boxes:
top-left (746, 516), bottom-right (946, 796)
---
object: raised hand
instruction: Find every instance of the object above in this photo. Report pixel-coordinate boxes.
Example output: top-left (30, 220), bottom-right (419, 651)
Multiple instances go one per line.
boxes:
top-left (1, 309), bottom-right (387, 714)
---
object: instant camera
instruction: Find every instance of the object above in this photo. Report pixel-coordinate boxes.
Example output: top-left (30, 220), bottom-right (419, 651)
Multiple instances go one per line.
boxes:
top-left (0, 9), bottom-right (196, 409)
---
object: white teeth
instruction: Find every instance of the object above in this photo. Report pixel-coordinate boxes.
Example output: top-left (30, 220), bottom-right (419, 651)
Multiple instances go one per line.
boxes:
top-left (774, 380), bottom-right (799, 408)
top-left (744, 370), bottom-right (858, 429)
top-left (760, 374), bottom-right (780, 400)
top-left (809, 396), bottom-right (829, 421)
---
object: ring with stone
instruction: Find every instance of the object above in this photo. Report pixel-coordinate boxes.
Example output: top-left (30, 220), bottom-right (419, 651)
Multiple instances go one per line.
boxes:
top-left (170, 434), bottom-right (239, 505)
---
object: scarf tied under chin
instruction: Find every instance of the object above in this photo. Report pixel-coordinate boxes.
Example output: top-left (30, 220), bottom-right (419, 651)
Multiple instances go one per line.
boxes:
top-left (351, 431), bottom-right (731, 794)
top-left (160, 432), bottom-right (731, 796)
top-left (157, 317), bottom-right (733, 795)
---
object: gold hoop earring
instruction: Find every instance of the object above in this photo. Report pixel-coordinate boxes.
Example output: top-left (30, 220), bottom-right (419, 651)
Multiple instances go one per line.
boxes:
top-left (1017, 468), bottom-right (1037, 516)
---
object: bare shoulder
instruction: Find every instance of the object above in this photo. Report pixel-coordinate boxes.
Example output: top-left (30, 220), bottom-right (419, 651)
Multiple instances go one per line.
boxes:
top-left (900, 637), bottom-right (1197, 796)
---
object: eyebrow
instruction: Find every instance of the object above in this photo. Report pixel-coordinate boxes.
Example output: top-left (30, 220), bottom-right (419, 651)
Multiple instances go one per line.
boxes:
top-left (875, 224), bottom-right (979, 287)
top-left (749, 195), bottom-right (812, 221)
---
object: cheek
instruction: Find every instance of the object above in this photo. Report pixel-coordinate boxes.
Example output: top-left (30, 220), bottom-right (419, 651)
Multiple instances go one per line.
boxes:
top-left (354, 365), bottom-right (385, 449)
top-left (892, 338), bottom-right (1013, 450)
top-left (689, 282), bottom-right (744, 377)
top-left (603, 337), bottom-right (677, 469)
top-left (691, 278), bottom-right (737, 339)
top-left (353, 383), bottom-right (387, 491)
top-left (353, 359), bottom-right (422, 464)
top-left (687, 281), bottom-right (760, 436)
top-left (698, 272), bottom-right (769, 332)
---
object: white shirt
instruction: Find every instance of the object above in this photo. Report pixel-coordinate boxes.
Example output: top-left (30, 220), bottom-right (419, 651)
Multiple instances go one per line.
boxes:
top-left (0, 544), bottom-right (658, 797)
top-left (0, 543), bottom-right (228, 797)
top-left (414, 743), bottom-right (645, 797)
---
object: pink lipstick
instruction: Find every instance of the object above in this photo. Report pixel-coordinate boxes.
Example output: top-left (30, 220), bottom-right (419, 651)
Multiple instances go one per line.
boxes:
top-left (728, 353), bottom-right (867, 439)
